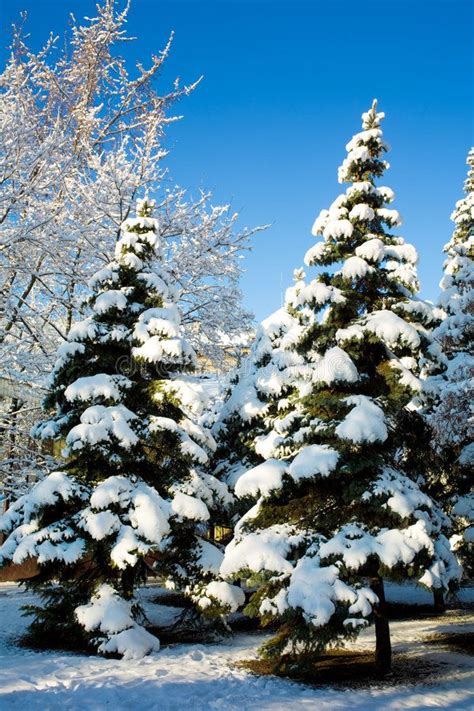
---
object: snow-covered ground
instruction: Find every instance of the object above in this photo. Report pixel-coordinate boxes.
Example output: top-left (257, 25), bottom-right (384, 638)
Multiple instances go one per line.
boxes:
top-left (0, 583), bottom-right (473, 710)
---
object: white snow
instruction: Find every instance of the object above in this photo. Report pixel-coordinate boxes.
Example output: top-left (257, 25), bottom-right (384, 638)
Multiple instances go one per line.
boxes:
top-left (64, 374), bottom-right (132, 403)
top-left (130, 300), bottom-right (197, 367)
top-left (136, 271), bottom-right (169, 296)
top-left (349, 180), bottom-right (375, 194)
top-left (377, 207), bottom-right (402, 226)
top-left (133, 306), bottom-right (181, 342)
top-left (337, 311), bottom-right (421, 351)
top-left (390, 355), bottom-right (422, 392)
top-left (385, 242), bottom-right (418, 264)
top-left (363, 468), bottom-right (432, 518)
top-left (93, 290), bottom-right (128, 314)
top-left (346, 127), bottom-right (383, 152)
top-left (322, 218), bottom-right (353, 240)
top-left (286, 557), bottom-right (376, 627)
top-left (221, 525), bottom-right (302, 577)
top-left (254, 429), bottom-right (285, 458)
top-left (79, 477), bottom-right (172, 570)
top-left (385, 260), bottom-right (419, 289)
top-left (110, 527), bottom-right (151, 569)
top-left (79, 509), bottom-right (118, 540)
top-left (89, 476), bottom-right (134, 510)
top-left (88, 266), bottom-right (118, 289)
top-left (288, 445), bottom-right (339, 481)
top-left (335, 323), bottom-right (365, 343)
top-left (195, 538), bottom-right (224, 575)
top-left (260, 308), bottom-right (296, 337)
top-left (179, 438), bottom-right (209, 464)
top-left (312, 346), bottom-right (359, 385)
top-left (338, 146), bottom-right (370, 183)
top-left (349, 203), bottom-right (375, 222)
top-left (254, 365), bottom-right (286, 397)
top-left (64, 317), bottom-right (97, 342)
top-left (148, 416), bottom-right (210, 465)
top-left (133, 335), bottom-right (196, 366)
top-left (0, 473), bottom-right (88, 567)
top-left (4, 525), bottom-right (85, 567)
top-left (0, 472), bottom-right (82, 529)
top-left (319, 520), bottom-right (439, 573)
top-left (100, 625), bottom-right (161, 660)
top-left (355, 237), bottom-right (386, 262)
top-left (173, 470), bottom-right (232, 511)
top-left (452, 493), bottom-right (474, 521)
top-left (311, 209), bottom-right (329, 236)
top-left (235, 459), bottom-right (287, 498)
top-left (75, 584), bottom-right (160, 660)
top-left (53, 341), bottom-right (85, 368)
top-left (156, 376), bottom-right (214, 418)
top-left (365, 310), bottom-right (421, 349)
top-left (1, 583), bottom-right (473, 710)
top-left (304, 240), bottom-right (329, 265)
top-left (335, 395), bottom-right (388, 444)
top-left (394, 297), bottom-right (438, 323)
top-left (286, 279), bottom-right (345, 309)
top-left (339, 255), bottom-right (374, 279)
top-left (170, 491), bottom-right (210, 522)
top-left (65, 405), bottom-right (139, 452)
top-left (121, 253), bottom-right (144, 270)
top-left (377, 185), bottom-right (395, 202)
top-left (76, 584), bottom-right (136, 635)
top-left (128, 486), bottom-right (171, 543)
top-left (198, 581), bottom-right (246, 613)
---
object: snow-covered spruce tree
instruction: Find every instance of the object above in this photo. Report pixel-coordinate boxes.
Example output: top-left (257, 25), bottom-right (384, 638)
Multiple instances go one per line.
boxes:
top-left (219, 101), bottom-right (460, 674)
top-left (0, 198), bottom-right (234, 658)
top-left (426, 147), bottom-right (474, 575)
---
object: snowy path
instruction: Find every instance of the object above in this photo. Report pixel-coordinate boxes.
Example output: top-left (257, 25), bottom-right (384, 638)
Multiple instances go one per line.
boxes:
top-left (0, 583), bottom-right (473, 710)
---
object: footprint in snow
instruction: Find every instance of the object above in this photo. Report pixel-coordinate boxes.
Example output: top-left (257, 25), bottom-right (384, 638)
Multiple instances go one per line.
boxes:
top-left (189, 648), bottom-right (206, 661)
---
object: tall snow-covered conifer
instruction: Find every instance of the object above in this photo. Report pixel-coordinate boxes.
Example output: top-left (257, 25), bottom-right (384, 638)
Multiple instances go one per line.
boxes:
top-left (427, 147), bottom-right (473, 573)
top-left (219, 102), bottom-right (460, 674)
top-left (0, 198), bottom-right (232, 658)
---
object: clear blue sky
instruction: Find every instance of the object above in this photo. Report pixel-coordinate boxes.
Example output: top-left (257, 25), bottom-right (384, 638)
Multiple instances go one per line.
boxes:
top-left (1, 0), bottom-right (473, 321)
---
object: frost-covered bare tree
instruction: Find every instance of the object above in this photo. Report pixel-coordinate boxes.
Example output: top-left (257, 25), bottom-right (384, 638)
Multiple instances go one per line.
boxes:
top-left (0, 387), bottom-right (54, 508)
top-left (0, 0), bottom-right (256, 383)
top-left (0, 0), bottom-right (258, 498)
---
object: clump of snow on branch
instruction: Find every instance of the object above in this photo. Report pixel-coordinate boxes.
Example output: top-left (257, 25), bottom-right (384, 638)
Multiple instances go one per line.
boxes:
top-left (76, 584), bottom-right (160, 660)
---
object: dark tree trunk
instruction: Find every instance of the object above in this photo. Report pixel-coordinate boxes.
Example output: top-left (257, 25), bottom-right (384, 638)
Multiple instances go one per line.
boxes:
top-left (433, 587), bottom-right (446, 612)
top-left (370, 575), bottom-right (392, 675)
top-left (0, 496), bottom-right (8, 545)
top-left (121, 566), bottom-right (136, 599)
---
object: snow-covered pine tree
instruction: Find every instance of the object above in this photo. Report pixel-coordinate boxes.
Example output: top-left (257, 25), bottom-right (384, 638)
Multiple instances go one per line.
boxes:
top-left (219, 101), bottom-right (460, 674)
top-left (426, 147), bottom-right (474, 575)
top-left (0, 197), bottom-right (233, 658)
